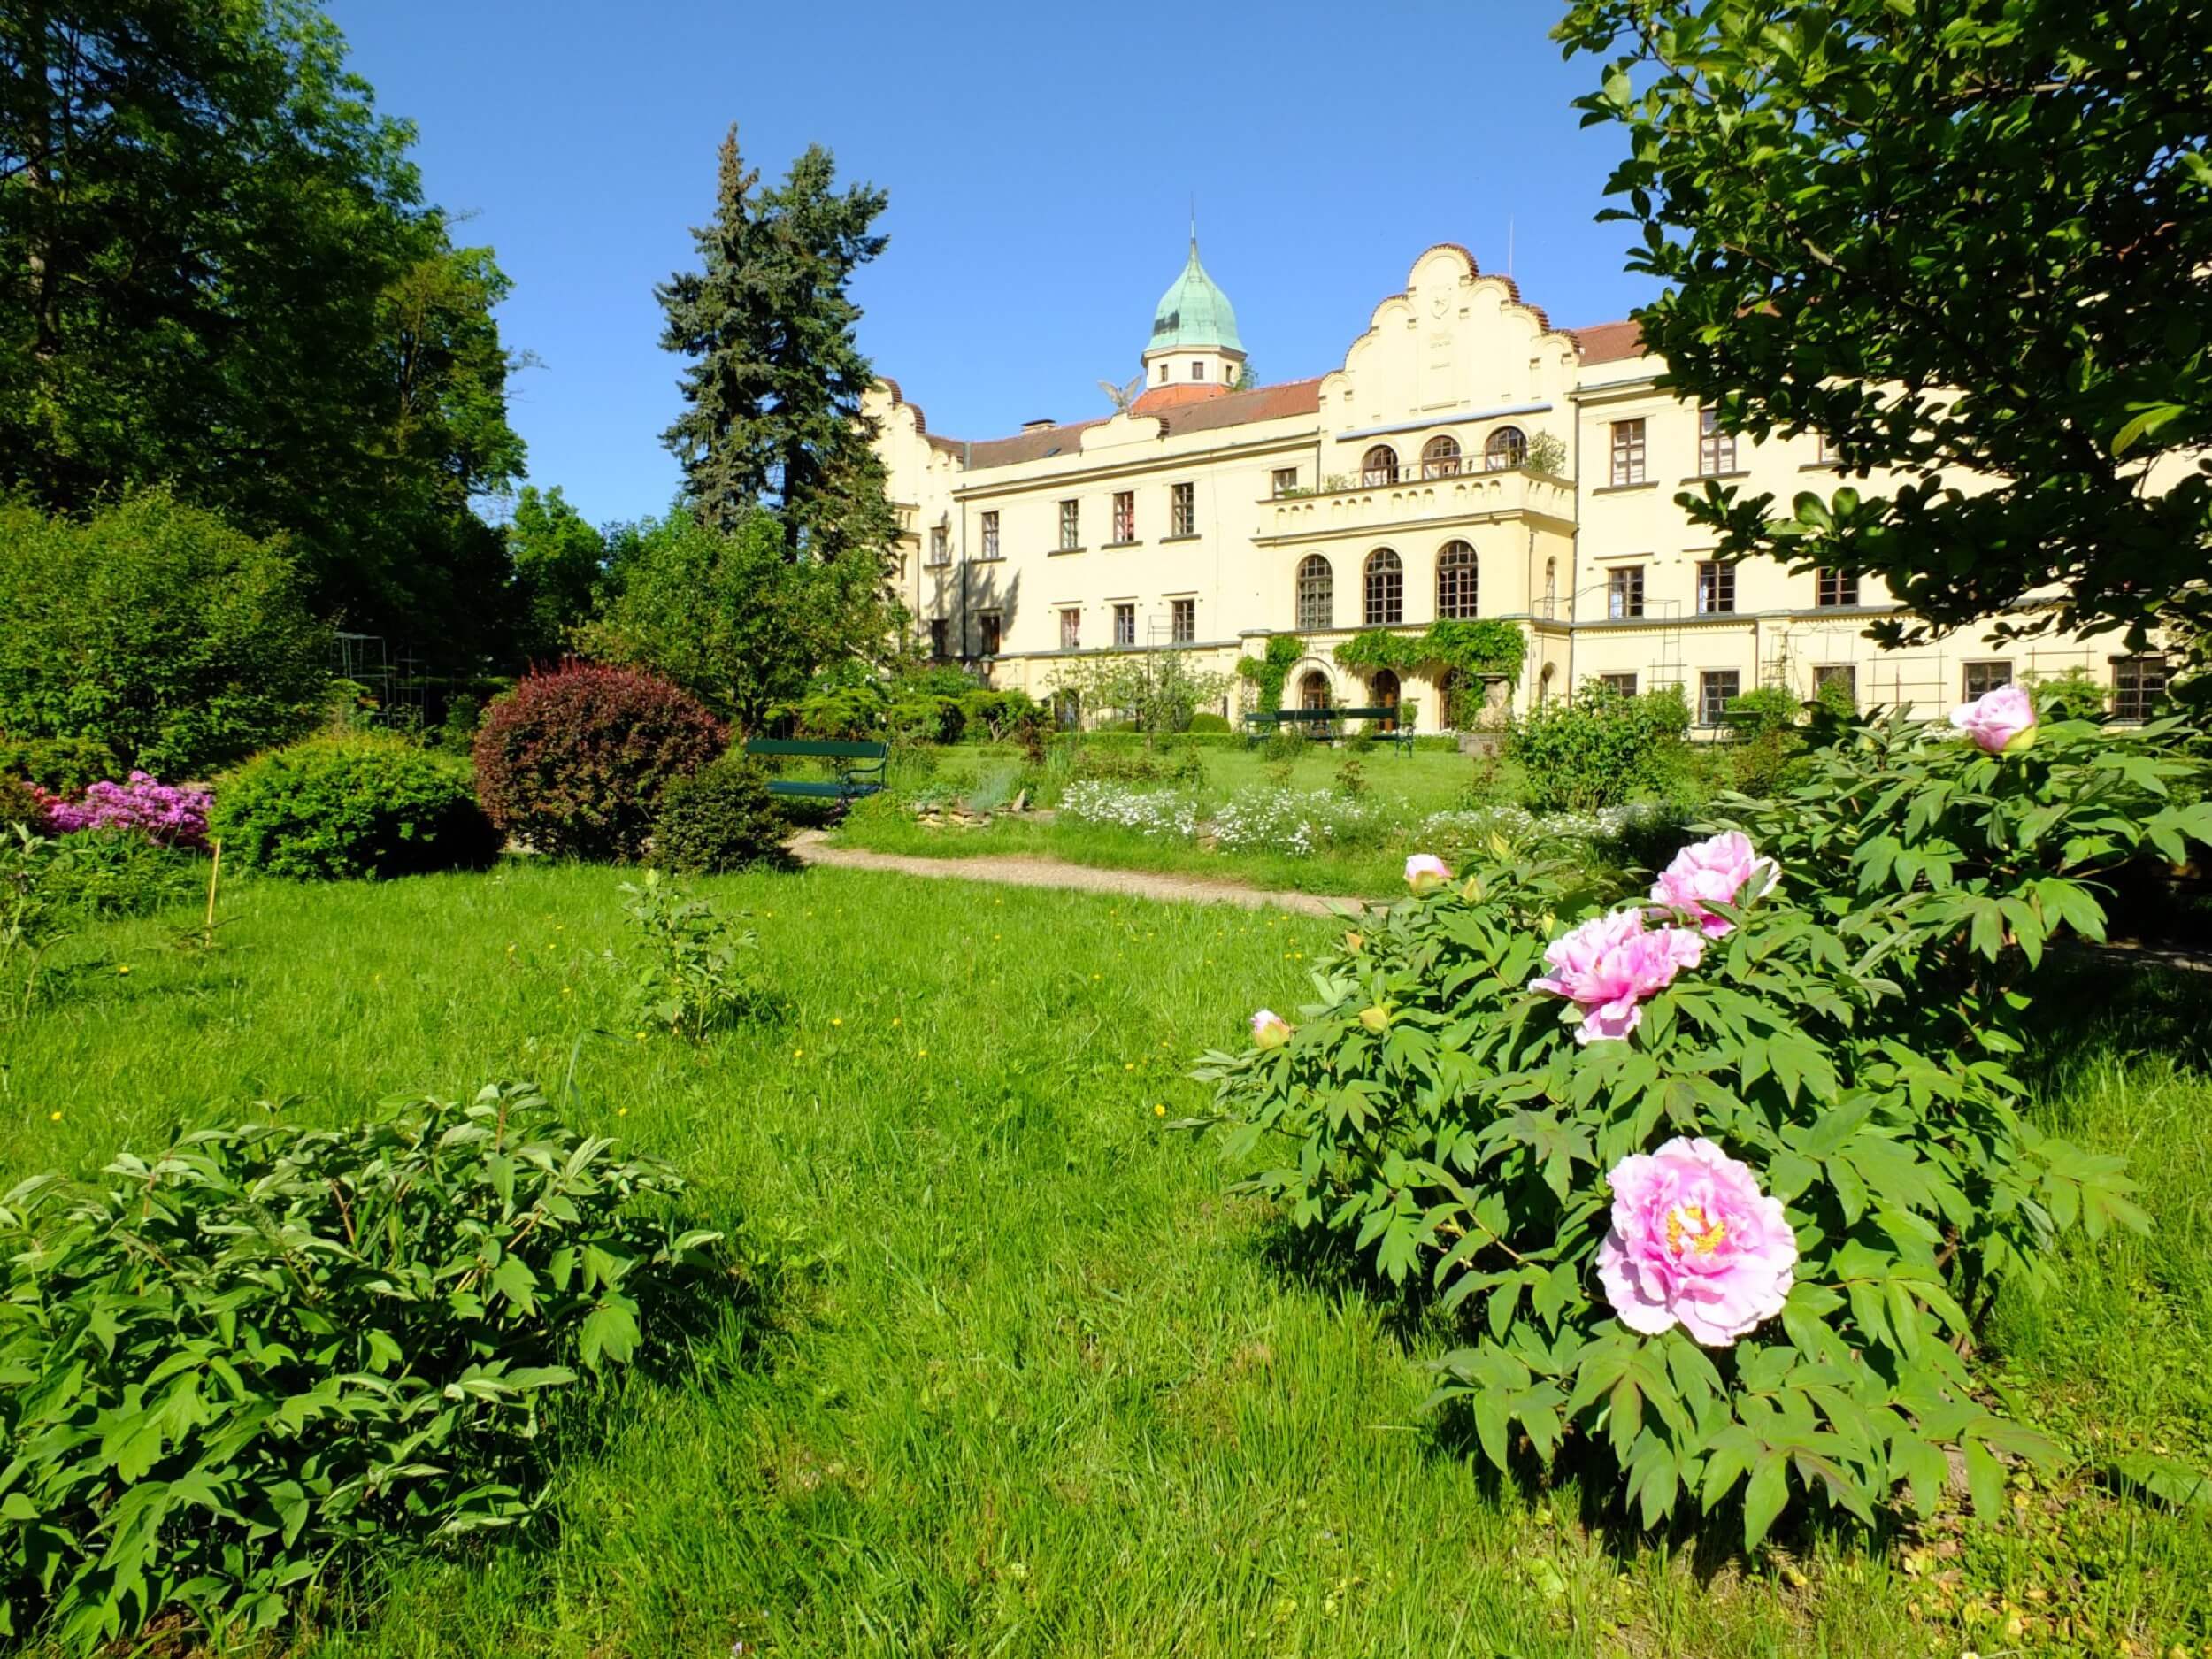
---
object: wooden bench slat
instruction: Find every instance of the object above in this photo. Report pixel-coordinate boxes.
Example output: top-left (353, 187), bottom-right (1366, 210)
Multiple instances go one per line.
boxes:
top-left (766, 780), bottom-right (885, 798)
top-left (747, 738), bottom-right (889, 759)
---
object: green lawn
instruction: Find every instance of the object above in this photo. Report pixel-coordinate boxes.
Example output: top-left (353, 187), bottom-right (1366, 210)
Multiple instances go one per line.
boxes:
top-left (833, 739), bottom-right (1507, 896)
top-left (5, 864), bottom-right (2209, 1655)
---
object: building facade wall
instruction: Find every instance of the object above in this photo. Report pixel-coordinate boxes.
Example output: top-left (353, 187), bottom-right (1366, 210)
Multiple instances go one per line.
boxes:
top-left (870, 243), bottom-right (2150, 734)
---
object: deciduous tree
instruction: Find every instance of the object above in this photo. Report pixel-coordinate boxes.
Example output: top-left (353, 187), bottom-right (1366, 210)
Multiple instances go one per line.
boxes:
top-left (1555, 0), bottom-right (2212, 650)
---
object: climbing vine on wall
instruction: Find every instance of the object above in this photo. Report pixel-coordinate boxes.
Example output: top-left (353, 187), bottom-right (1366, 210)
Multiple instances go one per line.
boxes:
top-left (1236, 633), bottom-right (1305, 714)
top-left (1332, 619), bottom-right (1525, 686)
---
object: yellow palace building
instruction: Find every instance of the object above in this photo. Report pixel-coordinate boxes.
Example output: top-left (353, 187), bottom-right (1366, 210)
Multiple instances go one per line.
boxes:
top-left (866, 239), bottom-right (2170, 733)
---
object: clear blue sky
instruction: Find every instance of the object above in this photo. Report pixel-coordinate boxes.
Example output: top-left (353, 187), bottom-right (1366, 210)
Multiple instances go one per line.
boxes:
top-left (328, 0), bottom-right (1658, 529)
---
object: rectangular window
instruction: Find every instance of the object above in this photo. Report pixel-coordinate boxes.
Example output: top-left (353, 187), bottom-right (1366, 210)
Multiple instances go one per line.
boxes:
top-left (1816, 568), bottom-right (1860, 608)
top-left (1170, 481), bottom-right (1195, 537)
top-left (927, 526), bottom-right (949, 567)
top-left (1813, 432), bottom-right (1837, 465)
top-left (1598, 672), bottom-right (1639, 697)
top-left (979, 612), bottom-right (1002, 656)
top-left (1607, 565), bottom-right (1646, 620)
top-left (1813, 664), bottom-right (1857, 704)
top-left (1699, 670), bottom-right (1742, 727)
top-left (1058, 499), bottom-right (1079, 550)
top-left (979, 511), bottom-right (1000, 560)
top-left (1111, 490), bottom-right (1134, 543)
top-left (1695, 559), bottom-right (1735, 615)
top-left (1112, 603), bottom-right (1135, 647)
top-left (2114, 654), bottom-right (2170, 721)
top-left (1962, 660), bottom-right (2013, 701)
top-left (1059, 607), bottom-right (1081, 650)
top-left (1171, 598), bottom-right (1194, 643)
top-left (1271, 466), bottom-right (1298, 498)
top-left (1609, 419), bottom-right (1647, 487)
top-left (1192, 360), bottom-right (1205, 380)
top-left (927, 618), bottom-right (948, 658)
top-left (1698, 406), bottom-right (1737, 477)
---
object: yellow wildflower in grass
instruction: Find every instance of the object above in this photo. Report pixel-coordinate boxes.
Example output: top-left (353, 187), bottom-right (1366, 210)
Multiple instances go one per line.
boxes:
top-left (832, 1017), bottom-right (843, 1026)
top-left (892, 1017), bottom-right (902, 1026)
top-left (1155, 1104), bottom-right (1166, 1117)
top-left (793, 1048), bottom-right (804, 1059)
top-left (1125, 1062), bottom-right (1136, 1071)
top-left (617, 1107), bottom-right (629, 1118)
top-left (117, 964), bottom-right (130, 975)
top-left (48, 1110), bottom-right (61, 1123)
top-left (918, 1048), bottom-right (928, 1057)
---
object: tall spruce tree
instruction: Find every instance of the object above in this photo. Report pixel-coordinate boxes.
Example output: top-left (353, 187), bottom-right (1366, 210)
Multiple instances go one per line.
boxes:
top-left (657, 127), bottom-right (896, 566)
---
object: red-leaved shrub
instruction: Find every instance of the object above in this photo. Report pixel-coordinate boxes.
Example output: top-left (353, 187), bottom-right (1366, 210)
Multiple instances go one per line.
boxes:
top-left (473, 664), bottom-right (726, 861)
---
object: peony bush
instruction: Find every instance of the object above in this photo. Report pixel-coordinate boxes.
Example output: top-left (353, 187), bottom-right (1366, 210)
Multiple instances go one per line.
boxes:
top-left (1192, 694), bottom-right (2212, 1548)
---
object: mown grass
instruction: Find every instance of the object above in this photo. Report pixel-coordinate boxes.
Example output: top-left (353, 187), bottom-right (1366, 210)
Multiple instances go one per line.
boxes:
top-left (4, 864), bottom-right (2208, 1656)
top-left (833, 739), bottom-right (1504, 895)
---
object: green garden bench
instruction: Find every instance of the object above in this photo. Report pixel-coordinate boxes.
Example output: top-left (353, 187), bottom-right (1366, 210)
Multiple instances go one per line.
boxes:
top-left (743, 736), bottom-right (888, 801)
top-left (1243, 707), bottom-right (1412, 750)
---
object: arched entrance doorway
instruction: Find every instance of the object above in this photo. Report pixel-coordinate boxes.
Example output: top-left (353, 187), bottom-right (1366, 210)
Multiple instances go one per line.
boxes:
top-left (1371, 667), bottom-right (1402, 731)
top-left (1298, 669), bottom-right (1332, 710)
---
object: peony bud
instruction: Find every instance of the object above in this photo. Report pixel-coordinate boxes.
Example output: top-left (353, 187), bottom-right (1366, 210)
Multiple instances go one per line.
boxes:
top-left (1249, 1008), bottom-right (1292, 1048)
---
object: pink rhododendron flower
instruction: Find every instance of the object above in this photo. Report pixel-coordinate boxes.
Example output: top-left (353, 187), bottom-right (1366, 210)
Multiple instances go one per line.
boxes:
top-left (1529, 908), bottom-right (1703, 1044)
top-left (1650, 831), bottom-right (1778, 936)
top-left (1250, 1009), bottom-right (1291, 1048)
top-left (1598, 1137), bottom-right (1797, 1346)
top-left (40, 772), bottom-right (211, 851)
top-left (1949, 682), bottom-right (2036, 754)
top-left (1404, 853), bottom-right (1451, 889)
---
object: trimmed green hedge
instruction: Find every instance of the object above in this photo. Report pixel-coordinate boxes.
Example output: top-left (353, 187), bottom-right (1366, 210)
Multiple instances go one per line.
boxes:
top-left (212, 734), bottom-right (501, 879)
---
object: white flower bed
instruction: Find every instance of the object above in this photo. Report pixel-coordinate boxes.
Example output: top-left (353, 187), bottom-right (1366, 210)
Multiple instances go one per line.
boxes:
top-left (1210, 787), bottom-right (1390, 855)
top-left (1418, 801), bottom-right (1666, 850)
top-left (1058, 780), bottom-right (1200, 840)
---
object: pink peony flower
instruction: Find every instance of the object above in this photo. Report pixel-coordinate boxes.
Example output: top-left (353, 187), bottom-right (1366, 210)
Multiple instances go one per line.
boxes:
top-left (1250, 1009), bottom-right (1291, 1048)
top-left (1598, 1137), bottom-right (1797, 1345)
top-left (1948, 682), bottom-right (2036, 754)
top-left (1530, 908), bottom-right (1703, 1044)
top-left (1404, 853), bottom-right (1451, 890)
top-left (1650, 831), bottom-right (1778, 936)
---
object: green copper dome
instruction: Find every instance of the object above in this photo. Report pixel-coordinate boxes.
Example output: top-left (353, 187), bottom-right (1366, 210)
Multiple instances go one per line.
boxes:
top-left (1148, 236), bottom-right (1243, 354)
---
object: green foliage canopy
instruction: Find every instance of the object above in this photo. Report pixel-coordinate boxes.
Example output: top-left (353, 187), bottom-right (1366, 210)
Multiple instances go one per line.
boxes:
top-left (0, 0), bottom-right (526, 661)
top-left (1333, 620), bottom-right (1526, 685)
top-left (505, 486), bottom-right (606, 664)
top-left (1555, 0), bottom-right (2212, 650)
top-left (0, 492), bottom-right (331, 776)
top-left (580, 509), bottom-right (895, 734)
top-left (1236, 634), bottom-right (1305, 715)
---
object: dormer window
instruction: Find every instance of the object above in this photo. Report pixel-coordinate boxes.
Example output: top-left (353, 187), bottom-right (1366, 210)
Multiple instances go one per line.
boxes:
top-left (1156, 363), bottom-right (1167, 383)
top-left (1192, 361), bottom-right (1204, 380)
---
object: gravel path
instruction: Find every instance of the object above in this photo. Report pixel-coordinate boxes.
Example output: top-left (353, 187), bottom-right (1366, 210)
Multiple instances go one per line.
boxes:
top-left (786, 830), bottom-right (1377, 918)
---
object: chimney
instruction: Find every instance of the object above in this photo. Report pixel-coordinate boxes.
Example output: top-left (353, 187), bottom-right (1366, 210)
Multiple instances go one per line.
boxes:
top-left (1021, 418), bottom-right (1056, 433)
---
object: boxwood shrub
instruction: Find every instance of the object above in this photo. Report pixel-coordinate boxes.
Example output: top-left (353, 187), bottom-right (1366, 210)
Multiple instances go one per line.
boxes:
top-left (472, 664), bottom-right (725, 862)
top-left (650, 753), bottom-right (787, 874)
top-left (211, 734), bottom-right (500, 879)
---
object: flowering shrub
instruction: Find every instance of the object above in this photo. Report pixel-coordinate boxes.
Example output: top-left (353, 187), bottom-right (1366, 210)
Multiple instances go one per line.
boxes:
top-left (1194, 822), bottom-right (2151, 1546)
top-left (473, 665), bottom-right (726, 862)
top-left (39, 772), bottom-right (211, 851)
top-left (1706, 702), bottom-right (2212, 1032)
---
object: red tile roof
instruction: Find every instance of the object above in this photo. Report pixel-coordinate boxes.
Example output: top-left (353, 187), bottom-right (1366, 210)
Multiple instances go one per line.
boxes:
top-left (1128, 381), bottom-right (1231, 415)
top-left (956, 377), bottom-right (1325, 469)
top-left (1571, 319), bottom-right (1647, 365)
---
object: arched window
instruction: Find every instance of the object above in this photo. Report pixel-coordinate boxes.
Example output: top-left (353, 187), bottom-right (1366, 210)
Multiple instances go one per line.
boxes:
top-left (1485, 426), bottom-right (1528, 471)
top-left (1371, 667), bottom-right (1402, 732)
top-left (1299, 670), bottom-right (1332, 710)
top-left (1436, 541), bottom-right (1479, 618)
top-left (1295, 554), bottom-right (1333, 631)
top-left (1363, 548), bottom-right (1403, 626)
top-left (1421, 435), bottom-right (1462, 479)
top-left (1361, 444), bottom-right (1399, 487)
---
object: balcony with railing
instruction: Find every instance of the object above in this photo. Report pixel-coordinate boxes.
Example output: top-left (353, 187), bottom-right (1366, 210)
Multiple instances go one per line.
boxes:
top-left (1259, 465), bottom-right (1575, 539)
